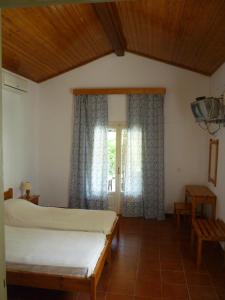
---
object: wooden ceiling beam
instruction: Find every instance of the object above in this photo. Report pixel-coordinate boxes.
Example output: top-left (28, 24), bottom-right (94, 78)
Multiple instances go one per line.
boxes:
top-left (92, 2), bottom-right (126, 56)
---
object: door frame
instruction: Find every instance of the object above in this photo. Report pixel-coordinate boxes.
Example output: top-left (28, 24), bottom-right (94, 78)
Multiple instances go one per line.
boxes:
top-left (0, 9), bottom-right (7, 300)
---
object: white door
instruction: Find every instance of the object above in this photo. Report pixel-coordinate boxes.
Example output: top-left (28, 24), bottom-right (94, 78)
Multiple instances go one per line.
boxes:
top-left (0, 9), bottom-right (7, 300)
top-left (107, 123), bottom-right (127, 213)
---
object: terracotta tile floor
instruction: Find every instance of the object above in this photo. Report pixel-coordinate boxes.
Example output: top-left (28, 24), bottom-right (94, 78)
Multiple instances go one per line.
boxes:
top-left (8, 217), bottom-right (225, 300)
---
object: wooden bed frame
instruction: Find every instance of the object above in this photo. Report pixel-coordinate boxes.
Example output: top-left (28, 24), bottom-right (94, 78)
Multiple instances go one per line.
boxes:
top-left (4, 188), bottom-right (120, 300)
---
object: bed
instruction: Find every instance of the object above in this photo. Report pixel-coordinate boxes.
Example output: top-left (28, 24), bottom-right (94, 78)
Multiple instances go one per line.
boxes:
top-left (4, 188), bottom-right (120, 243)
top-left (4, 188), bottom-right (118, 299)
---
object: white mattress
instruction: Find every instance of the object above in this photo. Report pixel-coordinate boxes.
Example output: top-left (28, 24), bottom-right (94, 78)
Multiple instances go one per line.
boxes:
top-left (4, 199), bottom-right (117, 235)
top-left (5, 225), bottom-right (106, 277)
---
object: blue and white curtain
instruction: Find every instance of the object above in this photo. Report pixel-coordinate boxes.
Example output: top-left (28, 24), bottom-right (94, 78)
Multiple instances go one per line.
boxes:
top-left (122, 94), bottom-right (165, 219)
top-left (69, 95), bottom-right (108, 210)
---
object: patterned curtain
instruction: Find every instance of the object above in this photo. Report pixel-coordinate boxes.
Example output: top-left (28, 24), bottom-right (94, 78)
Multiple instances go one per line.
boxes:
top-left (122, 94), bottom-right (165, 220)
top-left (69, 95), bottom-right (108, 210)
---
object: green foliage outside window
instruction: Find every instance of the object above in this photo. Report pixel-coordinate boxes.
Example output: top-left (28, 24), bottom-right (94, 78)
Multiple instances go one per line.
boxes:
top-left (108, 140), bottom-right (116, 177)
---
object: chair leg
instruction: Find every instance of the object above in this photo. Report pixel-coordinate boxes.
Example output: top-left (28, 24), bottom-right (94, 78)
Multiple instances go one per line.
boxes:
top-left (197, 238), bottom-right (202, 269)
top-left (177, 213), bottom-right (180, 228)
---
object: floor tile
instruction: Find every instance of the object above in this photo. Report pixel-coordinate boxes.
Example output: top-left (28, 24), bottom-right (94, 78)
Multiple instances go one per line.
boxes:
top-left (76, 292), bottom-right (106, 299)
top-left (162, 283), bottom-right (189, 299)
top-left (111, 270), bottom-right (137, 281)
top-left (134, 297), bottom-right (162, 300)
top-left (189, 285), bottom-right (219, 300)
top-left (160, 258), bottom-right (183, 271)
top-left (182, 259), bottom-right (208, 274)
top-left (139, 259), bottom-right (160, 270)
top-left (106, 294), bottom-right (134, 300)
top-left (215, 287), bottom-right (225, 300)
top-left (137, 269), bottom-right (161, 281)
top-left (161, 270), bottom-right (186, 285)
top-left (135, 279), bottom-right (162, 298)
top-left (186, 272), bottom-right (212, 286)
top-left (210, 274), bottom-right (225, 288)
top-left (108, 278), bottom-right (136, 296)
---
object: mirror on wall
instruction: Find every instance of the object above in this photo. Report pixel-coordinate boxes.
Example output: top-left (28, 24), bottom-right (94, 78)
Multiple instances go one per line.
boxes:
top-left (208, 139), bottom-right (219, 186)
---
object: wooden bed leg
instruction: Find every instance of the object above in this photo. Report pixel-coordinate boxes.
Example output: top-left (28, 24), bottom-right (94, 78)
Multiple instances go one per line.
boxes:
top-left (90, 276), bottom-right (96, 300)
top-left (116, 225), bottom-right (120, 244)
top-left (106, 247), bottom-right (112, 268)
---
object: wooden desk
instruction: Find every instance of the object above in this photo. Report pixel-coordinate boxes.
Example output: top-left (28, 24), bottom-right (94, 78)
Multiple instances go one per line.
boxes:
top-left (185, 185), bottom-right (216, 223)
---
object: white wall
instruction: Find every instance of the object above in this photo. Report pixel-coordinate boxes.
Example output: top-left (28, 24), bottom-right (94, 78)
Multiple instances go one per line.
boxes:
top-left (209, 62), bottom-right (225, 221)
top-left (2, 71), bottom-right (39, 197)
top-left (38, 53), bottom-right (210, 211)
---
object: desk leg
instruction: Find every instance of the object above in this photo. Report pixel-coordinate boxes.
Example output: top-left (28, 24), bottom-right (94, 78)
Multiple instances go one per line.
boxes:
top-left (197, 238), bottom-right (202, 269)
top-left (192, 198), bottom-right (196, 225)
top-left (185, 190), bottom-right (188, 204)
top-left (191, 228), bottom-right (195, 249)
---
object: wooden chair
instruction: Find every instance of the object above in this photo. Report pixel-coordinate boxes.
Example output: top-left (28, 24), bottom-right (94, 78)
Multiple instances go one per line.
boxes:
top-left (191, 196), bottom-right (216, 224)
top-left (174, 202), bottom-right (192, 228)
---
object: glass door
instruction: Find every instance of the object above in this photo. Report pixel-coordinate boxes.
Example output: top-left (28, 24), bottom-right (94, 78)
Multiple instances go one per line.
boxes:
top-left (107, 123), bottom-right (127, 213)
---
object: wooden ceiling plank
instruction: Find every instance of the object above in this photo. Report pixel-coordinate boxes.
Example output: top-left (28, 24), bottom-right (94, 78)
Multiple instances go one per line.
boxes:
top-left (63, 5), bottom-right (112, 57)
top-left (92, 2), bottom-right (126, 56)
top-left (117, 0), bottom-right (225, 76)
top-left (3, 8), bottom-right (79, 67)
top-left (2, 4), bottom-right (112, 82)
top-left (3, 0), bottom-right (225, 81)
top-left (127, 49), bottom-right (210, 76)
top-left (37, 50), bottom-right (113, 82)
top-left (3, 43), bottom-right (56, 82)
top-left (3, 42), bottom-right (55, 74)
top-left (192, 1), bottom-right (225, 73)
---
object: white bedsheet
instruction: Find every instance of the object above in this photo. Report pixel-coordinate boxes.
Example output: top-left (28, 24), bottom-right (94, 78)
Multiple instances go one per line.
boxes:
top-left (5, 199), bottom-right (117, 234)
top-left (5, 225), bottom-right (106, 277)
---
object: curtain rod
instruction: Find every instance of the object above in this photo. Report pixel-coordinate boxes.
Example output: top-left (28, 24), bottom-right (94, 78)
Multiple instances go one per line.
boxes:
top-left (72, 87), bottom-right (166, 95)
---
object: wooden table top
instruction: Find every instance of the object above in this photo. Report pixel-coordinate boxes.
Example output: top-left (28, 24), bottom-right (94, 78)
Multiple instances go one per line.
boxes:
top-left (186, 185), bottom-right (216, 198)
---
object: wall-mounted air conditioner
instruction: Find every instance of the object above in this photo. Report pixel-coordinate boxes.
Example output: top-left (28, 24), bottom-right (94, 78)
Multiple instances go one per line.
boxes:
top-left (2, 70), bottom-right (28, 93)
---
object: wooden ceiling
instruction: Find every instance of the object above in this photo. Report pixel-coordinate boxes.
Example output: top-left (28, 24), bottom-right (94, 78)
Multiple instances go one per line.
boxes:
top-left (3, 0), bottom-right (225, 82)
